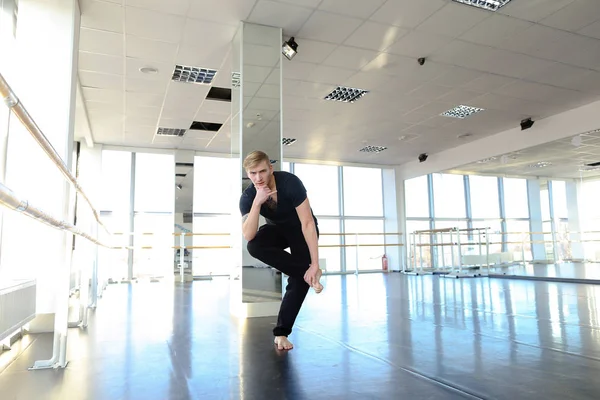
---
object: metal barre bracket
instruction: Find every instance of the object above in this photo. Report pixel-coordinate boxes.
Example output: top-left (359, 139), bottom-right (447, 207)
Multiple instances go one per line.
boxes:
top-left (2, 92), bottom-right (19, 108)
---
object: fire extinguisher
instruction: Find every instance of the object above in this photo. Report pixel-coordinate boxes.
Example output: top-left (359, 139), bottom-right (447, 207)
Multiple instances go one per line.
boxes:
top-left (382, 254), bottom-right (388, 271)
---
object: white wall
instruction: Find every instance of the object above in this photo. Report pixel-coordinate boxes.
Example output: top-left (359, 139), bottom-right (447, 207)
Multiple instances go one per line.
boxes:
top-left (0, 0), bottom-right (80, 326)
top-left (397, 99), bottom-right (600, 180)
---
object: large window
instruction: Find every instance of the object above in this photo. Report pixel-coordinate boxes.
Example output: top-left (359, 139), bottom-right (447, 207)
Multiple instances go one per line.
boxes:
top-left (294, 163), bottom-right (339, 216)
top-left (344, 219), bottom-right (385, 271)
top-left (343, 166), bottom-right (383, 217)
top-left (469, 176), bottom-right (500, 218)
top-left (432, 173), bottom-right (466, 218)
top-left (503, 178), bottom-right (529, 218)
top-left (316, 219), bottom-right (341, 272)
top-left (405, 175), bottom-right (429, 218)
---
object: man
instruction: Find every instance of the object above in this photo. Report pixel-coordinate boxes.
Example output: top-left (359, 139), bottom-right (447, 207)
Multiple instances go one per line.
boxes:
top-left (239, 150), bottom-right (323, 351)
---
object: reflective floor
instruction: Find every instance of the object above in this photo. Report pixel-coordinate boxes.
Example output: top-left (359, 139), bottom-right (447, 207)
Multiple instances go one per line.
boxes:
top-left (2, 273), bottom-right (600, 399)
top-left (491, 262), bottom-right (600, 283)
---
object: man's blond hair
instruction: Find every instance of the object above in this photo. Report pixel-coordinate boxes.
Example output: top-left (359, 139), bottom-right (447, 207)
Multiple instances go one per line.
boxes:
top-left (243, 150), bottom-right (270, 170)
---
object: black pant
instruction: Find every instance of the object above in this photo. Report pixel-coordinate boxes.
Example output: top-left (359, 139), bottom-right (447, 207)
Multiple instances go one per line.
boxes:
top-left (247, 223), bottom-right (318, 337)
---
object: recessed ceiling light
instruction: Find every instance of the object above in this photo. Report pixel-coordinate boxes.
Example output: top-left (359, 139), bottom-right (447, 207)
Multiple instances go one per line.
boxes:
top-left (325, 86), bottom-right (369, 103)
top-left (452, 0), bottom-right (513, 12)
top-left (282, 138), bottom-right (296, 146)
top-left (157, 127), bottom-right (186, 137)
top-left (172, 64), bottom-right (217, 85)
top-left (359, 145), bottom-right (387, 153)
top-left (529, 161), bottom-right (551, 168)
top-left (441, 105), bottom-right (485, 119)
top-left (140, 66), bottom-right (158, 74)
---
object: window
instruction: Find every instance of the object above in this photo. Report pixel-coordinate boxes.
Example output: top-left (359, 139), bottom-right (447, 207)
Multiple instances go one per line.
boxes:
top-left (343, 166), bottom-right (383, 217)
top-left (294, 163), bottom-right (339, 216)
top-left (134, 153), bottom-right (174, 213)
top-left (551, 180), bottom-right (568, 220)
top-left (469, 175), bottom-right (500, 218)
top-left (540, 187), bottom-right (551, 221)
top-left (471, 220), bottom-right (502, 255)
top-left (100, 150), bottom-right (131, 212)
top-left (432, 173), bottom-right (466, 218)
top-left (316, 219), bottom-right (341, 272)
top-left (506, 220), bottom-right (532, 262)
top-left (503, 178), bottom-right (529, 218)
top-left (194, 156), bottom-right (237, 214)
top-left (344, 219), bottom-right (385, 271)
top-left (192, 215), bottom-right (233, 276)
top-left (404, 175), bottom-right (429, 218)
top-left (406, 220), bottom-right (432, 269)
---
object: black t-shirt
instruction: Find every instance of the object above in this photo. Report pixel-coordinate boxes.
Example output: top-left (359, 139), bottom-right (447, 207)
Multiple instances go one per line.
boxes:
top-left (239, 171), bottom-right (317, 227)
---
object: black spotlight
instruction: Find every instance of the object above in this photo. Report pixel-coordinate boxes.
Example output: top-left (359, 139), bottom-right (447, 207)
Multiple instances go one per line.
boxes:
top-left (418, 153), bottom-right (428, 163)
top-left (282, 37), bottom-right (298, 60)
top-left (520, 117), bottom-right (534, 131)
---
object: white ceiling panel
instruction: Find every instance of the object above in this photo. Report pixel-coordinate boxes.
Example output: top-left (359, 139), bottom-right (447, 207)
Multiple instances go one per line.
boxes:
top-left (344, 21), bottom-right (409, 52)
top-left (82, 87), bottom-right (122, 104)
top-left (181, 18), bottom-right (237, 46)
top-left (125, 77), bottom-right (170, 94)
top-left (370, 0), bottom-right (446, 29)
top-left (429, 66), bottom-right (485, 88)
top-left (459, 13), bottom-right (533, 48)
top-left (322, 46), bottom-right (380, 70)
top-left (498, 0), bottom-right (576, 23)
top-left (125, 114), bottom-right (159, 128)
top-left (247, 1), bottom-right (313, 36)
top-left (126, 92), bottom-right (164, 108)
top-left (80, 0), bottom-right (124, 33)
top-left (124, 6), bottom-right (186, 43)
top-left (79, 51), bottom-right (123, 75)
top-left (416, 2), bottom-right (490, 38)
top-left (318, 0), bottom-right (386, 19)
top-left (79, 71), bottom-right (124, 90)
top-left (538, 0), bottom-right (600, 32)
top-left (125, 0), bottom-right (190, 16)
top-left (289, 39), bottom-right (337, 64)
top-left (306, 65), bottom-right (356, 85)
top-left (187, 0), bottom-right (256, 26)
top-left (579, 20), bottom-right (600, 39)
top-left (126, 35), bottom-right (179, 64)
top-left (297, 11), bottom-right (363, 44)
top-left (176, 44), bottom-right (229, 70)
top-left (79, 28), bottom-right (124, 56)
top-left (384, 30), bottom-right (453, 58)
top-left (198, 99), bottom-right (232, 116)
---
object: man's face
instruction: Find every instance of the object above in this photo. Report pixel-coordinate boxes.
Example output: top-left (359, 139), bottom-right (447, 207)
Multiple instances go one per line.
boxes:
top-left (246, 161), bottom-right (273, 189)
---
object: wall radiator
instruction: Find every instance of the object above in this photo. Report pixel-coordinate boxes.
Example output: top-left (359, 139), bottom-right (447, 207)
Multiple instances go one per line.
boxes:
top-left (0, 279), bottom-right (36, 343)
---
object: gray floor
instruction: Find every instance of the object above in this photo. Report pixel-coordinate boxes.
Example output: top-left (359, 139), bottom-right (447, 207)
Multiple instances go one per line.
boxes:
top-left (490, 262), bottom-right (600, 283)
top-left (2, 272), bottom-right (600, 399)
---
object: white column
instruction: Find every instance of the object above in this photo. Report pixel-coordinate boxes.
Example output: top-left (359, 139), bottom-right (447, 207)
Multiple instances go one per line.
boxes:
top-left (527, 179), bottom-right (546, 262)
top-left (385, 167), bottom-right (404, 271)
top-left (565, 180), bottom-right (585, 260)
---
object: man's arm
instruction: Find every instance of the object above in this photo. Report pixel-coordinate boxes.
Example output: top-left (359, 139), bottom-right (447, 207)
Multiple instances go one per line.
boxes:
top-left (296, 197), bottom-right (320, 281)
top-left (242, 202), bottom-right (262, 241)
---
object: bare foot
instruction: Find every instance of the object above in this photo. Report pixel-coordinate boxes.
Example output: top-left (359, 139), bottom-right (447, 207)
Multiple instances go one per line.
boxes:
top-left (274, 336), bottom-right (293, 350)
top-left (312, 268), bottom-right (324, 294)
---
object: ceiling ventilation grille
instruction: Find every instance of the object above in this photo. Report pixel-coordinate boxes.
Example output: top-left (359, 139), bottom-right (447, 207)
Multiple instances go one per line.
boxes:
top-left (441, 105), bottom-right (484, 119)
top-left (157, 127), bottom-right (186, 137)
top-left (324, 86), bottom-right (369, 103)
top-left (172, 65), bottom-right (217, 84)
top-left (359, 145), bottom-right (387, 153)
top-left (282, 138), bottom-right (296, 146)
top-left (452, 0), bottom-right (513, 12)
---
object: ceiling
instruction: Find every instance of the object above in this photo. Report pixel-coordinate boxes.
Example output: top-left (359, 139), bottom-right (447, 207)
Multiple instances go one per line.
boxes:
top-left (77, 0), bottom-right (600, 166)
top-left (445, 127), bottom-right (600, 179)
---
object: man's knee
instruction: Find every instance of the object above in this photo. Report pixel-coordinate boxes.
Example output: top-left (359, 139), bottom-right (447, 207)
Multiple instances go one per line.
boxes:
top-left (246, 239), bottom-right (261, 258)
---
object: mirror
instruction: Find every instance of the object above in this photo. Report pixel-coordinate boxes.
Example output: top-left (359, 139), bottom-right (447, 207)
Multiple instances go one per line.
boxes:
top-left (174, 150), bottom-right (194, 282)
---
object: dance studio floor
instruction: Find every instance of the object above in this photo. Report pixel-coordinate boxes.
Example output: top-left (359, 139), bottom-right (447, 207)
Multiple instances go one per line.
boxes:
top-left (2, 272), bottom-right (600, 399)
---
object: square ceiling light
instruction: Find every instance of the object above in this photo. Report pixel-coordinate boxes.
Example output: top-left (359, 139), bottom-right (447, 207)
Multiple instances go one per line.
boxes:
top-left (452, 0), bottom-right (514, 12)
top-left (157, 127), bottom-right (186, 137)
top-left (282, 138), bottom-right (296, 146)
top-left (441, 105), bottom-right (485, 119)
top-left (172, 65), bottom-right (217, 84)
top-left (325, 86), bottom-right (369, 103)
top-left (359, 145), bottom-right (387, 153)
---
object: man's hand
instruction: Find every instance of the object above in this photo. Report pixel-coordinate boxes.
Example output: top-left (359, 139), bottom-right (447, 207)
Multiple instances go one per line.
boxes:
top-left (304, 263), bottom-right (320, 287)
top-left (254, 185), bottom-right (276, 206)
